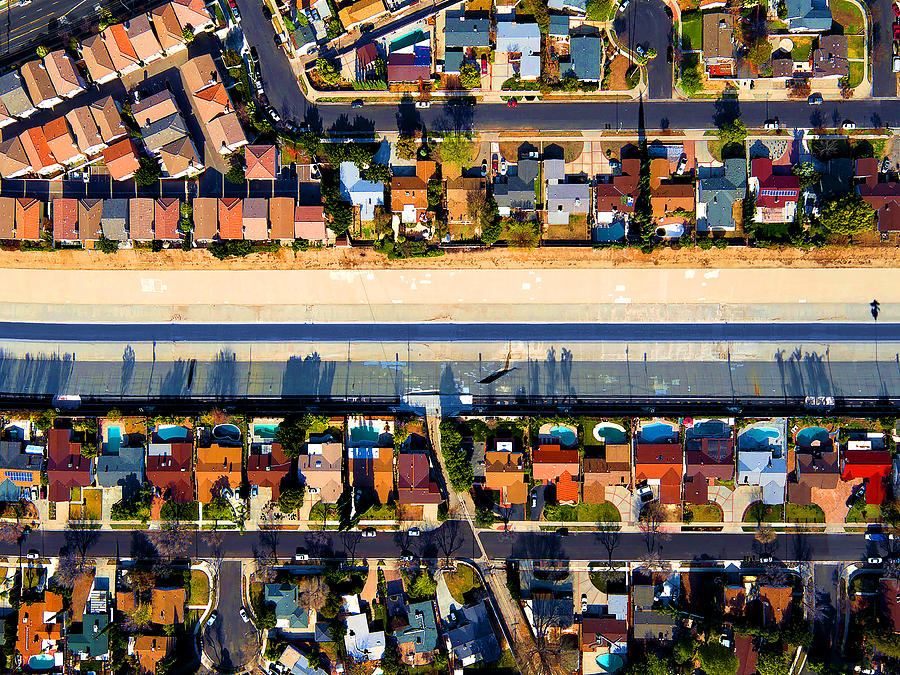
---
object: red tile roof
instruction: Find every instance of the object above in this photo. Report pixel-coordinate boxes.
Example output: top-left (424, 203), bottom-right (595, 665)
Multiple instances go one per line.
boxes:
top-left (555, 471), bottom-right (579, 504)
top-left (397, 453), bottom-right (442, 504)
top-left (146, 442), bottom-right (194, 502)
top-left (53, 197), bottom-right (78, 240)
top-left (244, 144), bottom-right (277, 180)
top-left (47, 428), bottom-right (91, 502)
top-left (532, 445), bottom-right (579, 482)
top-left (154, 197), bottom-right (180, 240)
top-left (217, 197), bottom-right (242, 239)
top-left (15, 198), bottom-right (42, 240)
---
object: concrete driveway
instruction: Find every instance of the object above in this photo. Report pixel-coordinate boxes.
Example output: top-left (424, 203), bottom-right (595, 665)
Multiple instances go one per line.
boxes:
top-left (530, 484), bottom-right (546, 521)
top-left (202, 562), bottom-right (258, 672)
top-left (612, 0), bottom-right (673, 99)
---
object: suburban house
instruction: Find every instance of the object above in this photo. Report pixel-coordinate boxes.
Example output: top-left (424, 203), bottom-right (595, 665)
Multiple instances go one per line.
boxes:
top-left (124, 14), bottom-right (163, 63)
top-left (737, 442), bottom-right (788, 505)
top-left (22, 127), bottom-right (62, 176)
top-left (483, 439), bottom-right (527, 507)
top-left (102, 139), bottom-right (141, 181)
top-left (649, 158), bottom-right (694, 221)
top-left (348, 445), bottom-right (394, 504)
top-left (340, 162), bottom-right (384, 220)
top-left (582, 444), bottom-right (631, 503)
top-left (548, 0), bottom-right (585, 14)
top-left (749, 157), bottom-right (800, 223)
top-left (195, 443), bottom-right (242, 503)
top-left (151, 3), bottom-right (189, 55)
top-left (0, 137), bottom-right (32, 178)
top-left (397, 452), bottom-right (441, 505)
top-left (785, 0), bottom-right (833, 32)
top-left (192, 197), bottom-right (217, 242)
top-left (879, 578), bottom-right (900, 632)
top-left (697, 157), bottom-right (746, 232)
top-left (101, 198), bottom-right (129, 241)
top-left (387, 52), bottom-right (431, 84)
top-left (299, 440), bottom-right (343, 503)
top-left (146, 426), bottom-right (194, 502)
top-left (632, 584), bottom-right (676, 642)
top-left (90, 96), bottom-right (126, 145)
top-left (568, 34), bottom-right (602, 81)
top-left (756, 584), bottom-right (793, 627)
top-left (66, 106), bottom-right (106, 157)
top-left (547, 182), bottom-right (590, 225)
top-left (218, 197), bottom-right (243, 239)
top-left (702, 13), bottom-right (735, 77)
top-left (494, 159), bottom-right (538, 215)
top-left (101, 24), bottom-right (141, 75)
top-left (812, 35), bottom-right (849, 78)
top-left (47, 427), bottom-right (93, 502)
top-left (269, 197), bottom-right (295, 242)
top-left (129, 198), bottom-right (155, 241)
top-left (582, 617), bottom-right (628, 657)
top-left (264, 583), bottom-right (310, 629)
top-left (159, 136), bottom-right (201, 178)
top-left (43, 50), bottom-right (86, 99)
top-left (118, 581), bottom-right (185, 626)
top-left (532, 442), bottom-right (580, 504)
top-left (276, 646), bottom-right (330, 675)
top-left (789, 447), bottom-right (839, 505)
top-left (243, 197), bottom-right (269, 240)
top-left (496, 21), bottom-right (541, 57)
top-left (246, 441), bottom-right (291, 499)
top-left (443, 11), bottom-right (490, 74)
top-left (634, 444), bottom-right (684, 504)
top-left (20, 60), bottom-right (63, 110)
top-left (78, 198), bottom-right (103, 243)
top-left (15, 198), bottom-right (42, 240)
top-left (0, 439), bottom-right (43, 500)
top-left (443, 601), bottom-right (501, 667)
top-left (595, 158), bottom-right (639, 225)
top-left (81, 35), bottom-right (118, 85)
top-left (684, 422), bottom-right (734, 503)
top-left (518, 559), bottom-right (574, 632)
top-left (294, 204), bottom-right (327, 242)
top-left (52, 197), bottom-right (78, 243)
top-left (170, 0), bottom-right (215, 33)
top-left (390, 160), bottom-right (436, 225)
top-left (0, 72), bottom-right (36, 118)
top-left (356, 43), bottom-right (379, 79)
top-left (95, 423), bottom-right (144, 494)
top-left (841, 447), bottom-right (892, 506)
top-left (67, 579), bottom-right (111, 662)
top-left (856, 157), bottom-right (900, 232)
top-left (395, 601), bottom-right (440, 666)
top-left (182, 54), bottom-right (246, 155)
top-left (337, 0), bottom-right (387, 30)
top-left (245, 144), bottom-right (278, 181)
top-left (344, 603), bottom-right (386, 661)
top-left (129, 636), bottom-right (174, 675)
top-left (155, 197), bottom-right (181, 240)
top-left (447, 176), bottom-right (487, 230)
top-left (16, 591), bottom-right (65, 669)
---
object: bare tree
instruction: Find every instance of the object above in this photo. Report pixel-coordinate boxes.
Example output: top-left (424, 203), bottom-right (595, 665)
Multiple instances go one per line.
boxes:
top-left (149, 520), bottom-right (191, 562)
top-left (66, 518), bottom-right (100, 564)
top-left (253, 546), bottom-right (277, 583)
top-left (0, 521), bottom-right (24, 545)
top-left (207, 531), bottom-right (225, 579)
top-left (754, 524), bottom-right (777, 559)
top-left (52, 550), bottom-right (92, 588)
top-left (297, 575), bottom-right (329, 613)
top-left (515, 594), bottom-right (579, 675)
top-left (596, 524), bottom-right (621, 566)
top-left (433, 520), bottom-right (465, 568)
top-left (341, 530), bottom-right (363, 568)
top-left (638, 502), bottom-right (667, 559)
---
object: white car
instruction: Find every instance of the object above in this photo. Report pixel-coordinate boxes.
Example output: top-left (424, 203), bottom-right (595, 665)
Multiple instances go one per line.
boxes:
top-left (415, 101), bottom-right (431, 109)
top-left (618, 0), bottom-right (629, 10)
top-left (26, 550), bottom-right (39, 560)
top-left (206, 611), bottom-right (217, 627)
top-left (894, 56), bottom-right (900, 73)
top-left (764, 119), bottom-right (779, 130)
top-left (239, 608), bottom-right (250, 623)
top-left (294, 548), bottom-right (310, 561)
top-left (499, 159), bottom-right (507, 176)
top-left (400, 553), bottom-right (415, 561)
top-left (759, 556), bottom-right (773, 564)
top-left (408, 527), bottom-right (421, 537)
top-left (842, 120), bottom-right (856, 130)
top-left (362, 528), bottom-right (376, 538)
top-left (581, 594), bottom-right (588, 613)
top-left (869, 557), bottom-right (884, 565)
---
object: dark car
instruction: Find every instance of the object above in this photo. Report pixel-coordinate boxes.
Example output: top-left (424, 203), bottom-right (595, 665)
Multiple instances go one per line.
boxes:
top-left (556, 527), bottom-right (569, 537)
top-left (262, 4), bottom-right (272, 19)
top-left (249, 46), bottom-right (259, 65)
top-left (351, 99), bottom-right (364, 108)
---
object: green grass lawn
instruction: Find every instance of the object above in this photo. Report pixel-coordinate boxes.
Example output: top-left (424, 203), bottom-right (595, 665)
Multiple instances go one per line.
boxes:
top-left (742, 501), bottom-right (784, 523)
top-left (847, 61), bottom-right (864, 88)
top-left (848, 35), bottom-right (865, 60)
top-left (846, 502), bottom-right (881, 523)
top-left (362, 503), bottom-right (397, 520)
top-left (681, 12), bottom-right (702, 51)
top-left (685, 503), bottom-right (723, 522)
top-left (465, 650), bottom-right (517, 675)
top-left (187, 570), bottom-right (210, 606)
top-left (309, 502), bottom-right (341, 521)
top-left (790, 36), bottom-right (815, 62)
top-left (785, 503), bottom-right (825, 523)
top-left (832, 0), bottom-right (864, 33)
top-left (543, 501), bottom-right (620, 522)
top-left (444, 564), bottom-right (481, 604)
top-left (589, 570), bottom-right (626, 593)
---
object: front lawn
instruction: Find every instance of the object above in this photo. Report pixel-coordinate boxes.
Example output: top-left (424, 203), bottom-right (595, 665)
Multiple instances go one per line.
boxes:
top-left (187, 570), bottom-right (210, 606)
top-left (589, 570), bottom-right (626, 593)
top-left (847, 61), bottom-right (864, 88)
top-left (785, 503), bottom-right (825, 523)
top-left (685, 503), bottom-right (723, 522)
top-left (69, 489), bottom-right (102, 520)
top-left (361, 503), bottom-right (397, 520)
top-left (832, 0), bottom-right (864, 33)
top-left (444, 564), bottom-right (482, 604)
top-left (681, 11), bottom-right (702, 51)
top-left (848, 35), bottom-right (865, 59)
top-left (543, 502), bottom-right (620, 522)
top-left (846, 501), bottom-right (881, 523)
top-left (742, 501), bottom-right (783, 523)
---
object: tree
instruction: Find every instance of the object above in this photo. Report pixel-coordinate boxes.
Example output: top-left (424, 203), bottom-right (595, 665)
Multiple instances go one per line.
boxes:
top-left (66, 519), bottom-right (99, 564)
top-left (52, 550), bottom-right (91, 588)
top-left (717, 119), bottom-right (747, 148)
top-left (623, 654), bottom-right (675, 675)
top-left (134, 156), bottom-right (162, 186)
top-left (596, 524), bottom-right (621, 565)
top-left (316, 58), bottom-right (342, 86)
top-left (506, 220), bottom-right (541, 248)
top-left (296, 575), bottom-right (329, 612)
top-left (204, 497), bottom-right (232, 527)
top-left (224, 156), bottom-right (245, 184)
top-left (433, 520), bottom-right (465, 567)
top-left (150, 520), bottom-right (191, 561)
top-left (36, 45), bottom-right (48, 58)
top-left (275, 414), bottom-right (328, 457)
top-left (97, 234), bottom-right (119, 255)
top-left (679, 56), bottom-right (703, 96)
top-left (365, 163), bottom-right (391, 182)
top-left (395, 135), bottom-right (418, 160)
top-left (439, 420), bottom-right (473, 491)
top-left (746, 37), bottom-right (772, 66)
top-left (515, 594), bottom-right (580, 675)
top-left (754, 524), bottom-right (777, 558)
top-left (792, 161), bottom-right (820, 190)
top-left (638, 501), bottom-right (668, 568)
top-left (467, 191), bottom-right (499, 241)
top-left (819, 193), bottom-right (875, 235)
top-left (182, 26), bottom-right (195, 42)
top-left (222, 48), bottom-right (242, 68)
top-left (698, 642), bottom-right (738, 675)
top-left (586, 0), bottom-right (613, 20)
top-left (440, 134), bottom-right (473, 170)
top-left (0, 522), bottom-right (24, 544)
top-left (278, 486), bottom-right (305, 514)
top-left (459, 63), bottom-right (481, 89)
top-left (755, 648), bottom-right (792, 675)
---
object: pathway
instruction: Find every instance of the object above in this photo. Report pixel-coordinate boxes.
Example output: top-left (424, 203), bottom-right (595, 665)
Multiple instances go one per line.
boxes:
top-left (605, 486), bottom-right (638, 523)
top-left (360, 558), bottom-right (379, 605)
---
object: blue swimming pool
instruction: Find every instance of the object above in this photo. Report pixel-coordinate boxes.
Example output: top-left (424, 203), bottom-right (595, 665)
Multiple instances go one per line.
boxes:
top-left (213, 424), bottom-right (241, 442)
top-left (595, 653), bottom-right (624, 673)
top-left (640, 422), bottom-right (676, 444)
top-left (739, 427), bottom-right (780, 451)
top-left (691, 419), bottom-right (729, 438)
top-left (106, 426), bottom-right (122, 454)
top-left (156, 425), bottom-right (188, 442)
top-left (28, 654), bottom-right (56, 670)
top-left (593, 422), bottom-right (627, 444)
top-left (797, 426), bottom-right (830, 447)
top-left (253, 424), bottom-right (279, 439)
top-left (548, 425), bottom-right (577, 447)
top-left (350, 425), bottom-right (380, 443)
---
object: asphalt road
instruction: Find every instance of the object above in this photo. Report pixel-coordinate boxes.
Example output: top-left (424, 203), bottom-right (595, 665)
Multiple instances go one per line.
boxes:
top-left (870, 0), bottom-right (897, 98)
top-left (612, 0), bottom-right (673, 99)
top-left (2, 321), bottom-right (899, 343)
top-left (4, 522), bottom-right (884, 563)
top-left (203, 561), bottom-right (258, 672)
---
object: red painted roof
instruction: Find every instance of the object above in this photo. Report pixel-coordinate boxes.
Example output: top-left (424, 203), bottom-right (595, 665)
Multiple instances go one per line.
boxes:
top-left (842, 450), bottom-right (892, 504)
top-left (397, 452), bottom-right (441, 504)
top-left (555, 471), bottom-right (579, 503)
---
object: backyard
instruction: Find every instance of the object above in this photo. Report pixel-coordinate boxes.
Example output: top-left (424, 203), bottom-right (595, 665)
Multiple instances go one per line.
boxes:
top-left (790, 36), bottom-right (814, 62)
top-left (544, 214), bottom-right (590, 241)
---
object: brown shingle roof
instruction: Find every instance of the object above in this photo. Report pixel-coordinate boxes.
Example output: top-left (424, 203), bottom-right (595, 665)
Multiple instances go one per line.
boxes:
top-left (90, 96), bottom-right (126, 143)
top-left (44, 50), bottom-right (84, 97)
top-left (81, 34), bottom-right (117, 83)
top-left (151, 3), bottom-right (186, 52)
top-left (129, 198), bottom-right (155, 240)
top-left (53, 198), bottom-right (78, 241)
top-left (20, 60), bottom-right (58, 106)
top-left (192, 197), bottom-right (217, 240)
top-left (245, 144), bottom-right (277, 180)
top-left (124, 14), bottom-right (162, 62)
top-left (242, 197), bottom-right (268, 240)
top-left (78, 198), bottom-right (103, 241)
top-left (65, 105), bottom-right (104, 154)
top-left (133, 636), bottom-right (175, 675)
top-left (15, 198), bottom-right (42, 240)
top-left (102, 24), bottom-right (140, 72)
top-left (269, 197), bottom-right (294, 239)
top-left (155, 197), bottom-right (181, 240)
top-left (294, 204), bottom-right (325, 240)
top-left (0, 137), bottom-right (30, 178)
top-left (21, 126), bottom-right (59, 174)
top-left (0, 197), bottom-right (14, 238)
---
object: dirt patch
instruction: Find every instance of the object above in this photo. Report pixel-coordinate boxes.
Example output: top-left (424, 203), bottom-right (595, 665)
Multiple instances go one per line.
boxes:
top-left (606, 56), bottom-right (632, 91)
top-left (499, 141), bottom-right (527, 160)
top-left (543, 140), bottom-right (585, 162)
top-left (545, 214), bottom-right (590, 241)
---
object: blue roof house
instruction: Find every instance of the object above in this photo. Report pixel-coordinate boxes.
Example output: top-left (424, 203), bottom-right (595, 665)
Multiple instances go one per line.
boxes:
top-left (340, 162), bottom-right (384, 221)
top-left (265, 583), bottom-right (310, 629)
top-left (697, 158), bottom-right (746, 232)
top-left (785, 0), bottom-right (832, 32)
top-left (496, 21), bottom-right (541, 55)
top-left (444, 600), bottom-right (501, 667)
top-left (395, 601), bottom-right (440, 665)
top-left (568, 35), bottom-right (602, 81)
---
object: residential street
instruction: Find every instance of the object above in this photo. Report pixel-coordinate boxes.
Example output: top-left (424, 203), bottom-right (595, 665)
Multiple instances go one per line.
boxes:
top-left (612, 0), bottom-right (673, 100)
top-left (202, 561), bottom-right (258, 673)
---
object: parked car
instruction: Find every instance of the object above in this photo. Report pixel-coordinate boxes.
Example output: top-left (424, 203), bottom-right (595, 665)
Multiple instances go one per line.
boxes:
top-left (759, 556), bottom-right (773, 564)
top-left (894, 23), bottom-right (900, 39)
top-left (294, 547), bottom-right (310, 561)
top-left (883, 157), bottom-right (892, 173)
top-left (507, 98), bottom-right (518, 107)
top-left (362, 528), bottom-right (376, 538)
top-left (531, 494), bottom-right (537, 508)
top-left (764, 118), bottom-right (779, 130)
top-left (866, 526), bottom-right (887, 541)
top-left (400, 552), bottom-right (415, 561)
top-left (581, 594), bottom-right (588, 613)
top-left (500, 158), bottom-right (507, 176)
top-left (481, 54), bottom-right (488, 76)
top-left (351, 99), bottom-right (364, 108)
top-left (491, 154), bottom-right (498, 173)
top-left (407, 527), bottom-right (421, 537)
top-left (807, 93), bottom-right (823, 105)
top-left (206, 611), bottom-right (218, 627)
top-left (481, 159), bottom-right (487, 176)
top-left (555, 527), bottom-right (569, 537)
top-left (635, 44), bottom-right (646, 58)
top-left (239, 608), bottom-right (250, 623)
top-left (894, 56), bottom-right (900, 73)
top-left (26, 549), bottom-right (39, 560)
top-left (869, 557), bottom-right (884, 565)
top-left (619, 0), bottom-right (629, 10)
top-left (676, 153), bottom-right (688, 175)
top-left (843, 120), bottom-right (856, 130)
top-left (249, 46), bottom-right (260, 66)
top-left (894, 2), bottom-right (900, 17)
top-left (415, 100), bottom-right (431, 108)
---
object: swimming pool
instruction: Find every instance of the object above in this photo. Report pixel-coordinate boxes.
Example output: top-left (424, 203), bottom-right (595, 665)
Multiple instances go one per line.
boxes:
top-left (106, 426), bottom-right (122, 454)
top-left (548, 425), bottom-right (577, 447)
top-left (595, 653), bottom-right (624, 673)
top-left (252, 424), bottom-right (279, 439)
top-left (691, 419), bottom-right (729, 438)
top-left (797, 426), bottom-right (830, 447)
top-left (213, 424), bottom-right (241, 442)
top-left (593, 422), bottom-right (626, 444)
top-left (639, 422), bottom-right (676, 444)
top-left (739, 427), bottom-right (780, 451)
top-left (350, 425), bottom-right (380, 444)
top-left (156, 425), bottom-right (189, 442)
top-left (28, 654), bottom-right (56, 670)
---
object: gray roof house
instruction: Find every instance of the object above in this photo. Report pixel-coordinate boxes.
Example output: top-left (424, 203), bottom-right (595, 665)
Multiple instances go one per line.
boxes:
top-left (340, 161), bottom-right (384, 221)
top-left (568, 35), bottom-right (602, 81)
top-left (444, 600), bottom-right (501, 667)
top-left (496, 21), bottom-right (541, 55)
top-left (395, 601), bottom-right (440, 657)
top-left (632, 584), bottom-right (676, 642)
top-left (548, 0), bottom-right (586, 12)
top-left (141, 113), bottom-right (189, 154)
top-left (737, 449), bottom-right (787, 505)
top-left (547, 182), bottom-right (590, 225)
top-left (697, 158), bottom-right (746, 232)
top-left (444, 11), bottom-right (490, 48)
top-left (0, 440), bottom-right (42, 501)
top-left (96, 444), bottom-right (144, 493)
top-left (264, 583), bottom-right (310, 629)
top-left (277, 646), bottom-right (329, 675)
top-left (549, 14), bottom-right (570, 39)
top-left (493, 175), bottom-right (536, 214)
top-left (544, 158), bottom-right (565, 183)
top-left (519, 560), bottom-right (574, 630)
top-left (785, 0), bottom-right (832, 32)
top-left (0, 72), bottom-right (36, 118)
top-left (101, 198), bottom-right (128, 241)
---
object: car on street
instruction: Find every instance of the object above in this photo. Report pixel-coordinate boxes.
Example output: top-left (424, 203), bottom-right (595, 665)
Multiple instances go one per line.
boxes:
top-left (351, 99), bottom-right (364, 108)
top-left (249, 46), bottom-right (260, 66)
top-left (400, 552), bottom-right (415, 561)
top-left (26, 549), bottom-right (39, 560)
top-left (14, 0), bottom-right (32, 6)
top-left (556, 527), bottom-right (569, 537)
top-left (507, 98), bottom-right (518, 107)
top-left (531, 494), bottom-right (537, 508)
top-left (869, 557), bottom-right (884, 565)
top-left (619, 0), bottom-right (629, 10)
top-left (206, 611), bottom-right (218, 627)
top-left (866, 527), bottom-right (887, 541)
top-left (239, 607), bottom-right (250, 623)
top-left (842, 120), bottom-right (856, 130)
top-left (415, 101), bottom-right (430, 108)
top-left (764, 119), bottom-right (779, 130)
top-left (408, 527), bottom-right (421, 537)
top-left (807, 93), bottom-right (823, 105)
top-left (894, 1), bottom-right (899, 17)
top-left (894, 23), bottom-right (900, 39)
top-left (481, 54), bottom-right (488, 76)
top-left (759, 556), bottom-right (773, 564)
top-left (294, 547), bottom-right (310, 561)
top-left (481, 159), bottom-right (487, 176)
top-left (635, 44), bottom-right (645, 58)
top-left (362, 528), bottom-right (376, 537)
top-left (894, 56), bottom-right (900, 73)
top-left (883, 158), bottom-right (893, 173)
